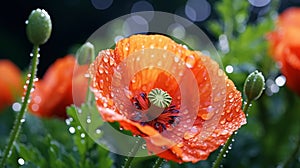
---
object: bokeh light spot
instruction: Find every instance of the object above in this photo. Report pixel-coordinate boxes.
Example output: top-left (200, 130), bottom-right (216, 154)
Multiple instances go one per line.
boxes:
top-left (168, 23), bottom-right (186, 39)
top-left (12, 102), bottom-right (21, 112)
top-left (185, 0), bottom-right (211, 22)
top-left (123, 15), bottom-right (149, 36)
top-left (248, 0), bottom-right (271, 7)
top-left (225, 65), bottom-right (234, 74)
top-left (275, 75), bottom-right (286, 87)
top-left (131, 1), bottom-right (154, 12)
top-left (91, 0), bottom-right (113, 10)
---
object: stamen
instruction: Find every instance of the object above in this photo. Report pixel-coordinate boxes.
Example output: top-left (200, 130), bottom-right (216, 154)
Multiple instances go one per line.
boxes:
top-left (132, 92), bottom-right (150, 110)
top-left (148, 88), bottom-right (172, 108)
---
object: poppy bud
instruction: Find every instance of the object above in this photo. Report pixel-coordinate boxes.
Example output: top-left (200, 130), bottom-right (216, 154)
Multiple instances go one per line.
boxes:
top-left (243, 70), bottom-right (265, 102)
top-left (26, 9), bottom-right (52, 45)
top-left (76, 42), bottom-right (95, 65)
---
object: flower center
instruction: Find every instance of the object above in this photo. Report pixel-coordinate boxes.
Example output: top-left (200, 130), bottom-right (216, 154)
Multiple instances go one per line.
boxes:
top-left (147, 88), bottom-right (172, 108)
top-left (131, 89), bottom-right (180, 132)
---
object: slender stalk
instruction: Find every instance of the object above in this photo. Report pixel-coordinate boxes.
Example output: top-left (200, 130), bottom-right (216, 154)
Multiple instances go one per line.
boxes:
top-left (152, 158), bottom-right (164, 168)
top-left (0, 45), bottom-right (39, 168)
top-left (123, 138), bottom-right (144, 168)
top-left (212, 101), bottom-right (251, 168)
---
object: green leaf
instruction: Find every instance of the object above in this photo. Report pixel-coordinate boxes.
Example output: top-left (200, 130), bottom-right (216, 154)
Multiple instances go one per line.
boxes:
top-left (15, 143), bottom-right (46, 167)
top-left (66, 103), bottom-right (112, 168)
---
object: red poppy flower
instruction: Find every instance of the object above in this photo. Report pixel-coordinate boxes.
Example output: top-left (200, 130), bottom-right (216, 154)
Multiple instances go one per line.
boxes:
top-left (28, 55), bottom-right (88, 118)
top-left (0, 60), bottom-right (22, 111)
top-left (267, 7), bottom-right (300, 95)
top-left (89, 34), bottom-right (246, 163)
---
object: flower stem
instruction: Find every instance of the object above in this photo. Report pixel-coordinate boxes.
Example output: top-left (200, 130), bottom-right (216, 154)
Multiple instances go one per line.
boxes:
top-left (212, 101), bottom-right (251, 168)
top-left (152, 158), bottom-right (164, 168)
top-left (123, 138), bottom-right (144, 168)
top-left (0, 45), bottom-right (39, 168)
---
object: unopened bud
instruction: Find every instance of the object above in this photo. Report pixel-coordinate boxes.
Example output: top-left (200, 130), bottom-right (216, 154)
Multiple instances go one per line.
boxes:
top-left (243, 70), bottom-right (265, 102)
top-left (76, 42), bottom-right (95, 65)
top-left (26, 9), bottom-right (52, 45)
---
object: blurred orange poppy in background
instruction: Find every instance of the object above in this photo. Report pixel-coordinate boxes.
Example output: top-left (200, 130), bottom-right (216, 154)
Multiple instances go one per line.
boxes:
top-left (89, 34), bottom-right (246, 163)
top-left (28, 55), bottom-right (88, 118)
top-left (0, 60), bottom-right (22, 111)
top-left (267, 7), bottom-right (300, 95)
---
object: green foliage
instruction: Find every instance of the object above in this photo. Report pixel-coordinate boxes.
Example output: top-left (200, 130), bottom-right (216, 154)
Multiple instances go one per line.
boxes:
top-left (66, 104), bottom-right (113, 168)
top-left (0, 103), bottom-right (112, 168)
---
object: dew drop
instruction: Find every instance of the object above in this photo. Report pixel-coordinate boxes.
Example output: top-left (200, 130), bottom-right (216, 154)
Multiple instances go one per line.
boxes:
top-left (20, 118), bottom-right (25, 123)
top-left (103, 56), bottom-right (109, 63)
top-left (96, 129), bottom-right (102, 134)
top-left (30, 53), bottom-right (33, 57)
top-left (18, 157), bottom-right (25, 166)
top-left (98, 68), bottom-right (104, 74)
top-left (141, 144), bottom-right (147, 149)
top-left (157, 60), bottom-right (162, 67)
top-left (99, 80), bottom-right (104, 89)
top-left (87, 117), bottom-right (91, 124)
top-left (178, 71), bottom-right (184, 76)
top-left (221, 130), bottom-right (229, 135)
top-left (119, 104), bottom-right (125, 110)
top-left (25, 20), bottom-right (28, 24)
top-left (65, 118), bottom-right (71, 125)
top-left (185, 55), bottom-right (195, 68)
top-left (220, 119), bottom-right (226, 125)
top-left (69, 127), bottom-right (75, 134)
top-left (80, 133), bottom-right (86, 138)
top-left (141, 85), bottom-right (147, 91)
top-left (177, 142), bottom-right (184, 147)
top-left (174, 56), bottom-right (180, 63)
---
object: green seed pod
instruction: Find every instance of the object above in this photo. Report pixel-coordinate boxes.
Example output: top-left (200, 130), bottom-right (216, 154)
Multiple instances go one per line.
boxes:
top-left (26, 9), bottom-right (52, 45)
top-left (76, 42), bottom-right (95, 65)
top-left (243, 70), bottom-right (265, 102)
top-left (148, 88), bottom-right (172, 108)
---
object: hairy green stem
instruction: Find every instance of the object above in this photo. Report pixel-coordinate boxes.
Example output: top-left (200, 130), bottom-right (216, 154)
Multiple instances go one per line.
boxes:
top-left (0, 45), bottom-right (39, 168)
top-left (123, 138), bottom-right (144, 168)
top-left (212, 101), bottom-right (251, 168)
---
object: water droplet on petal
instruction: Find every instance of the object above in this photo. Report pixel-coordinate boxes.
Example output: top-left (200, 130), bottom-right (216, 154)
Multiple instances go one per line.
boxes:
top-left (185, 55), bottom-right (195, 68)
top-left (103, 56), bottom-right (109, 63)
top-left (221, 130), bottom-right (229, 135)
top-left (174, 56), bottom-right (180, 63)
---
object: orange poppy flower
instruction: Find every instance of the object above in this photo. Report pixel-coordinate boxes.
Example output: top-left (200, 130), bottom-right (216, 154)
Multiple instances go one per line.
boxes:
top-left (89, 34), bottom-right (246, 163)
top-left (0, 60), bottom-right (22, 111)
top-left (267, 7), bottom-right (300, 95)
top-left (28, 55), bottom-right (88, 118)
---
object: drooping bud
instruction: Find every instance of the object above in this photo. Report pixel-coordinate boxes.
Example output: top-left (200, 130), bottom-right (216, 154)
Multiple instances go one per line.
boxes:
top-left (76, 42), bottom-right (95, 65)
top-left (243, 70), bottom-right (265, 102)
top-left (26, 9), bottom-right (52, 45)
